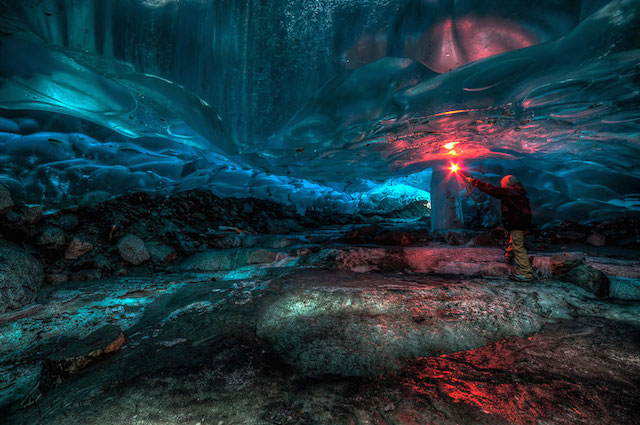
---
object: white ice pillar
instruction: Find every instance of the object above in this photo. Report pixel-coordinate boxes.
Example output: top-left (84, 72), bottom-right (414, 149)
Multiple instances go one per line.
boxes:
top-left (430, 165), bottom-right (464, 231)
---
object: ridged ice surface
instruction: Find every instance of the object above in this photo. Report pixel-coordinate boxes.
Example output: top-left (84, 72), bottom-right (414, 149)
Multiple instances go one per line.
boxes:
top-left (0, 0), bottom-right (639, 221)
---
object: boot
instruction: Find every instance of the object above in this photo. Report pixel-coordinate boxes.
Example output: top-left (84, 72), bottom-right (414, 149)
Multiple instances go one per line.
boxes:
top-left (509, 273), bottom-right (534, 282)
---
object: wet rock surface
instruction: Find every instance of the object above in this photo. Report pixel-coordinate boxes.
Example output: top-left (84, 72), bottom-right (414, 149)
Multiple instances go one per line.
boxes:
top-left (0, 188), bottom-right (639, 423)
top-left (0, 270), bottom-right (638, 425)
top-left (257, 271), bottom-right (544, 376)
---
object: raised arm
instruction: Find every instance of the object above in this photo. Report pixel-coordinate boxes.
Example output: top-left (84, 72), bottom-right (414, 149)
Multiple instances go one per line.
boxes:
top-left (466, 177), bottom-right (510, 199)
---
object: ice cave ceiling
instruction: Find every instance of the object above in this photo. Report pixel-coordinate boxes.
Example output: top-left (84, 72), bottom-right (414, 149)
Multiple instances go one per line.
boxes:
top-left (0, 0), bottom-right (639, 223)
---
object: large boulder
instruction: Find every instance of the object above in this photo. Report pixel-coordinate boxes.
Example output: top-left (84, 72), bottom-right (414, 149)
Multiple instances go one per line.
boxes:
top-left (117, 234), bottom-right (150, 265)
top-left (546, 253), bottom-right (610, 298)
top-left (564, 264), bottom-right (610, 298)
top-left (549, 253), bottom-right (585, 276)
top-left (0, 240), bottom-right (44, 313)
top-left (257, 272), bottom-right (542, 377)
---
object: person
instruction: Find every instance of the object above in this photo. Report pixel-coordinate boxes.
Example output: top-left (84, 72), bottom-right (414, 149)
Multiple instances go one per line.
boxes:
top-left (463, 173), bottom-right (535, 282)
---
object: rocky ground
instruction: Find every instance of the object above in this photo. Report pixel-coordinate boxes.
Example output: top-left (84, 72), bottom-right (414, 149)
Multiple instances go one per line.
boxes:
top-left (1, 186), bottom-right (640, 424)
top-left (1, 269), bottom-right (639, 424)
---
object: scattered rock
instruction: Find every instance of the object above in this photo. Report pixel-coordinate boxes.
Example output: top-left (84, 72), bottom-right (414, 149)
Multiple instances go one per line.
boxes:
top-left (93, 254), bottom-right (112, 271)
top-left (117, 234), bottom-right (150, 265)
top-left (64, 238), bottom-right (93, 260)
top-left (0, 240), bottom-right (44, 313)
top-left (441, 230), bottom-right (472, 246)
top-left (618, 235), bottom-right (640, 249)
top-left (345, 226), bottom-right (425, 246)
top-left (20, 206), bottom-right (42, 225)
top-left (147, 241), bottom-right (178, 263)
top-left (5, 210), bottom-right (21, 223)
top-left (531, 257), bottom-right (552, 280)
top-left (70, 269), bottom-right (102, 281)
top-left (0, 183), bottom-right (14, 215)
top-left (554, 231), bottom-right (587, 241)
top-left (57, 214), bottom-right (79, 231)
top-left (469, 231), bottom-right (497, 246)
top-left (378, 248), bottom-right (410, 272)
top-left (549, 253), bottom-right (585, 276)
top-left (208, 234), bottom-right (243, 249)
top-left (47, 273), bottom-right (69, 284)
top-left (592, 218), bottom-right (640, 243)
top-left (564, 264), bottom-right (610, 298)
top-left (374, 230), bottom-right (420, 246)
top-left (586, 232), bottom-right (606, 247)
top-left (344, 226), bottom-right (374, 244)
top-left (267, 236), bottom-right (307, 249)
top-left (266, 219), bottom-right (303, 234)
top-left (36, 226), bottom-right (67, 250)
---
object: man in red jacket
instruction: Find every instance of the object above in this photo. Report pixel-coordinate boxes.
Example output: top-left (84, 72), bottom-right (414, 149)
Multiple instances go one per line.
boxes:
top-left (464, 173), bottom-right (535, 282)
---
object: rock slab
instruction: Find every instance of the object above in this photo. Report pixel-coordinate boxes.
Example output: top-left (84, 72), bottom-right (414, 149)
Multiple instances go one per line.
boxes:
top-left (24, 325), bottom-right (125, 406)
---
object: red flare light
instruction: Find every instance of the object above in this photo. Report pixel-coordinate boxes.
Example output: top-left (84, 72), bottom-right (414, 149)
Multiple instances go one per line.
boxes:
top-left (449, 162), bottom-right (460, 173)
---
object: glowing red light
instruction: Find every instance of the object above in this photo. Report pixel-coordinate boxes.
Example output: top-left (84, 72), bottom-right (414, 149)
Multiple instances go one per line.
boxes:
top-left (449, 162), bottom-right (460, 173)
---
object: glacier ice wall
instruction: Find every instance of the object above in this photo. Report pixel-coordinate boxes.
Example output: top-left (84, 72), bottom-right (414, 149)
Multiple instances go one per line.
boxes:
top-left (0, 0), bottom-right (639, 222)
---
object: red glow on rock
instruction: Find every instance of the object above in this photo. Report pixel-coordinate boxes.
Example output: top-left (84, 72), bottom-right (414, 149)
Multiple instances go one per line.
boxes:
top-left (398, 336), bottom-right (605, 425)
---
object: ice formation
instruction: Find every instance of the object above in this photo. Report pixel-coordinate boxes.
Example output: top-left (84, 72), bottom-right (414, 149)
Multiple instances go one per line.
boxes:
top-left (0, 0), bottom-right (639, 223)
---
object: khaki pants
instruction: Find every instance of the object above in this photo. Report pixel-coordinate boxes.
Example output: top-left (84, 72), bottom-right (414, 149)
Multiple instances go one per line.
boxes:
top-left (505, 230), bottom-right (534, 279)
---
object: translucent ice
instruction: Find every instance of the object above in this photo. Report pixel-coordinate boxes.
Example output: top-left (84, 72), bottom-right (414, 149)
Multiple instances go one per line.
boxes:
top-left (0, 0), bottom-right (638, 222)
